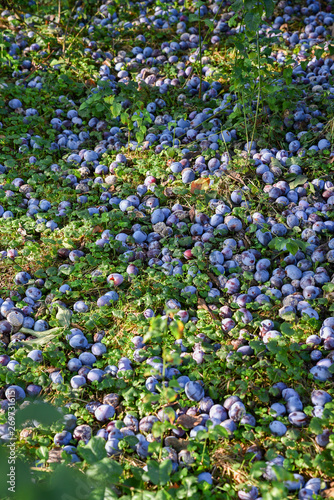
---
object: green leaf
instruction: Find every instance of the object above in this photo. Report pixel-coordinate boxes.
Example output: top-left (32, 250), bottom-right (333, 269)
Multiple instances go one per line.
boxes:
top-left (78, 437), bottom-right (108, 465)
top-left (86, 457), bottom-right (123, 483)
top-left (188, 13), bottom-right (198, 22)
top-left (49, 464), bottom-right (92, 498)
top-left (280, 322), bottom-right (295, 336)
top-left (112, 101), bottom-right (122, 118)
top-left (104, 95), bottom-right (115, 105)
top-left (308, 183), bottom-right (316, 194)
top-left (286, 240), bottom-right (299, 255)
top-left (209, 424), bottom-right (229, 439)
top-left (56, 307), bottom-right (72, 328)
top-left (13, 327), bottom-right (63, 347)
top-left (244, 11), bottom-right (261, 33)
top-left (266, 340), bottom-right (281, 354)
top-left (314, 48), bottom-right (323, 60)
top-left (37, 446), bottom-right (49, 461)
top-left (263, 0), bottom-right (275, 16)
top-left (46, 266), bottom-right (58, 276)
top-left (143, 459), bottom-right (173, 486)
top-left (15, 401), bottom-right (62, 427)
top-left (58, 265), bottom-right (74, 275)
top-left (155, 490), bottom-right (173, 500)
top-left (268, 237), bottom-right (286, 252)
top-left (50, 59), bottom-right (61, 66)
top-left (136, 131), bottom-right (144, 143)
top-left (289, 175), bottom-right (308, 189)
top-left (204, 19), bottom-right (214, 29)
top-left (309, 417), bottom-right (323, 434)
top-left (324, 283), bottom-right (334, 293)
top-left (88, 486), bottom-right (119, 500)
top-left (270, 157), bottom-right (283, 170)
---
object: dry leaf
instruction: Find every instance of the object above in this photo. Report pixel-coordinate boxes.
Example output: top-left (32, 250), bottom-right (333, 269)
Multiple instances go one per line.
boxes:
top-left (189, 205), bottom-right (196, 222)
top-left (197, 297), bottom-right (217, 321)
top-left (135, 211), bottom-right (146, 218)
top-left (18, 224), bottom-right (27, 239)
top-left (176, 414), bottom-right (203, 429)
top-left (163, 187), bottom-right (175, 197)
top-left (164, 436), bottom-right (188, 452)
top-left (46, 367), bottom-right (59, 374)
top-left (173, 210), bottom-right (188, 221)
top-left (321, 486), bottom-right (334, 499)
top-left (85, 79), bottom-right (96, 86)
top-left (226, 171), bottom-right (246, 185)
top-left (48, 448), bottom-right (63, 463)
top-left (190, 177), bottom-right (210, 194)
top-left (207, 272), bottom-right (222, 289)
top-left (78, 236), bottom-right (86, 250)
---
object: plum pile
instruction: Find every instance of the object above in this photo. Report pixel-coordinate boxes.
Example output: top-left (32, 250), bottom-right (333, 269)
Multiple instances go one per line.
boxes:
top-left (0, 0), bottom-right (334, 498)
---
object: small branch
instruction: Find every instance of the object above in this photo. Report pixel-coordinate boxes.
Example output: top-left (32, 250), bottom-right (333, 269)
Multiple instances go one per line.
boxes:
top-left (57, 0), bottom-right (61, 24)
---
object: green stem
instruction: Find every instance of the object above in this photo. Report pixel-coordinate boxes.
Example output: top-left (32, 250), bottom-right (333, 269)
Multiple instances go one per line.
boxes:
top-left (201, 438), bottom-right (207, 465)
top-left (20, 327), bottom-right (63, 336)
top-left (240, 91), bottom-right (249, 151)
top-left (198, 10), bottom-right (202, 100)
top-left (181, 2), bottom-right (223, 90)
top-left (249, 31), bottom-right (262, 162)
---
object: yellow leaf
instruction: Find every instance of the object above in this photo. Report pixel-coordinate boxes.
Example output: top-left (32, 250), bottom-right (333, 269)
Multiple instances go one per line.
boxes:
top-left (190, 177), bottom-right (210, 194)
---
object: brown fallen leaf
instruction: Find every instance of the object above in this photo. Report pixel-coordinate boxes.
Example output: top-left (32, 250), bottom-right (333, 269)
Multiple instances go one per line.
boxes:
top-left (325, 292), bottom-right (334, 303)
top-left (134, 211), bottom-right (146, 218)
top-left (0, 332), bottom-right (10, 347)
top-left (190, 177), bottom-right (210, 194)
top-left (17, 224), bottom-right (26, 238)
top-left (48, 448), bottom-right (63, 463)
top-left (176, 414), bottom-right (203, 429)
top-left (46, 367), bottom-right (60, 374)
top-left (197, 297), bottom-right (217, 321)
top-left (321, 485), bottom-right (334, 499)
top-left (163, 187), bottom-right (175, 197)
top-left (189, 205), bottom-right (196, 222)
top-left (85, 79), bottom-right (96, 87)
top-left (78, 235), bottom-right (86, 251)
top-left (207, 271), bottom-right (222, 289)
top-left (164, 436), bottom-right (188, 452)
top-left (231, 339), bottom-right (245, 350)
top-left (226, 171), bottom-right (247, 186)
top-left (20, 428), bottom-right (35, 440)
top-left (183, 152), bottom-right (198, 160)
